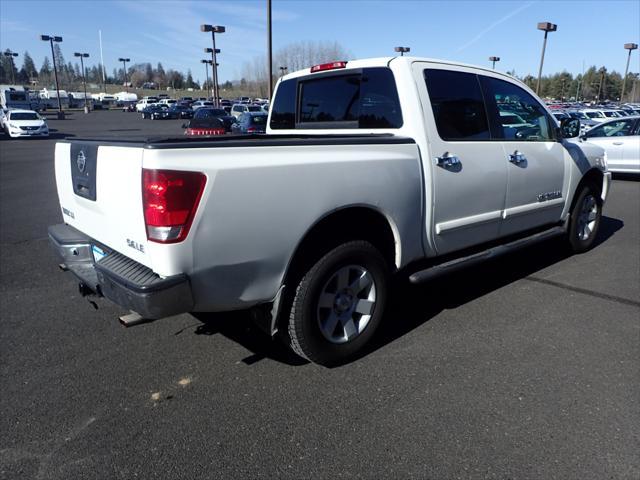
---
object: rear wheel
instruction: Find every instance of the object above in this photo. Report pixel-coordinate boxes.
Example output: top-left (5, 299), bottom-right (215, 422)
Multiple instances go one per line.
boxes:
top-left (286, 241), bottom-right (389, 366)
top-left (567, 182), bottom-right (602, 253)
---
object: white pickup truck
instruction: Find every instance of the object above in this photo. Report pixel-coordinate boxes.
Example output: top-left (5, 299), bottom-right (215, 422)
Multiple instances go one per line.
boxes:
top-left (49, 57), bottom-right (611, 365)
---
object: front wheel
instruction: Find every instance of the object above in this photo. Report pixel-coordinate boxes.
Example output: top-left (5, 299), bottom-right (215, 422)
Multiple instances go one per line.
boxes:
top-left (567, 182), bottom-right (602, 253)
top-left (286, 241), bottom-right (389, 366)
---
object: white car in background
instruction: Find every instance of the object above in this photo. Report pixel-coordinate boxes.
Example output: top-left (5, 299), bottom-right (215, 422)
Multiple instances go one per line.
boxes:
top-left (582, 116), bottom-right (640, 174)
top-left (581, 109), bottom-right (623, 124)
top-left (3, 109), bottom-right (49, 138)
top-left (230, 103), bottom-right (264, 118)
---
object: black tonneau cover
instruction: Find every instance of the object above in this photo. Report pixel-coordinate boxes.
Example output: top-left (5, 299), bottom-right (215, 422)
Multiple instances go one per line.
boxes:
top-left (59, 133), bottom-right (415, 150)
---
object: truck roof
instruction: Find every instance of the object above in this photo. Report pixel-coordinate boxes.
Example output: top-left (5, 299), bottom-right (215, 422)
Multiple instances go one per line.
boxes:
top-left (280, 56), bottom-right (518, 83)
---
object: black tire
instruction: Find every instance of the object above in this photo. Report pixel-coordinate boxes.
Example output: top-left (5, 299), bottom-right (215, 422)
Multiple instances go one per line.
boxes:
top-left (287, 241), bottom-right (389, 366)
top-left (567, 182), bottom-right (602, 253)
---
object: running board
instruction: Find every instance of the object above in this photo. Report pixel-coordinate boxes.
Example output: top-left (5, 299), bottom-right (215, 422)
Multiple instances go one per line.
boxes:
top-left (409, 226), bottom-right (565, 284)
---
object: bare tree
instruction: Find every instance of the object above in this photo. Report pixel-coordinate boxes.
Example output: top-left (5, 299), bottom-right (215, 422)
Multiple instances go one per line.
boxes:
top-left (242, 40), bottom-right (352, 95)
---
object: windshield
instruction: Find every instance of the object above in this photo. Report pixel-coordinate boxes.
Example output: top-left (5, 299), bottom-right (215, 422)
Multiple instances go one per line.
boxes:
top-left (603, 111), bottom-right (618, 117)
top-left (8, 92), bottom-right (28, 101)
top-left (10, 112), bottom-right (39, 120)
top-left (586, 111), bottom-right (604, 118)
top-left (247, 106), bottom-right (261, 112)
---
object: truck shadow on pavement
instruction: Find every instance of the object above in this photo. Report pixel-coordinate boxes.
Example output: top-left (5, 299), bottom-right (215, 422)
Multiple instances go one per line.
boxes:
top-left (191, 216), bottom-right (623, 368)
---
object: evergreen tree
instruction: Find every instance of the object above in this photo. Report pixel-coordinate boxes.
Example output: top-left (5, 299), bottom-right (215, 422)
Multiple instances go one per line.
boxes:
top-left (39, 56), bottom-right (52, 87)
top-left (52, 44), bottom-right (65, 70)
top-left (186, 69), bottom-right (195, 88)
top-left (22, 51), bottom-right (37, 80)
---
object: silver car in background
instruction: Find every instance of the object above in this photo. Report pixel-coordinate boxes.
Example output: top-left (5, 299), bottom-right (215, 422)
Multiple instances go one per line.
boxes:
top-left (581, 116), bottom-right (640, 174)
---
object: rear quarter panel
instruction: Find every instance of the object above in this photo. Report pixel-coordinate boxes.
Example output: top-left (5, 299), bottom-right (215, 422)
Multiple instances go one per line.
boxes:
top-left (142, 142), bottom-right (424, 311)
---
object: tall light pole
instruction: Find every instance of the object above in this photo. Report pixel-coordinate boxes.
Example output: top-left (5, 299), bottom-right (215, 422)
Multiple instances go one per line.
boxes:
top-left (201, 59), bottom-right (212, 99)
top-left (40, 35), bottom-right (64, 119)
top-left (489, 56), bottom-right (500, 69)
top-left (118, 57), bottom-right (130, 91)
top-left (597, 67), bottom-right (607, 103)
top-left (620, 43), bottom-right (638, 103)
top-left (3, 50), bottom-right (19, 84)
top-left (279, 66), bottom-right (288, 77)
top-left (267, 0), bottom-right (273, 100)
top-left (395, 46), bottom-right (410, 56)
top-left (535, 22), bottom-right (557, 95)
top-left (74, 52), bottom-right (90, 113)
top-left (201, 24), bottom-right (225, 106)
top-left (204, 47), bottom-right (220, 102)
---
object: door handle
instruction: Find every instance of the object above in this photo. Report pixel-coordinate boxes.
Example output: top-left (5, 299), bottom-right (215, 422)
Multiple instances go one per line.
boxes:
top-left (436, 153), bottom-right (461, 168)
top-left (612, 141), bottom-right (623, 145)
top-left (509, 151), bottom-right (527, 164)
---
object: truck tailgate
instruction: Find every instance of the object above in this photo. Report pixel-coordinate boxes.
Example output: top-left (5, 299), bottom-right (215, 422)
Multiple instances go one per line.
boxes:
top-left (54, 141), bottom-right (150, 269)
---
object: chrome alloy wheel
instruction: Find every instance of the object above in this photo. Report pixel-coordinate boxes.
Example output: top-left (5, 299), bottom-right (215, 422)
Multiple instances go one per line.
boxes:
top-left (577, 194), bottom-right (598, 241)
top-left (316, 265), bottom-right (377, 344)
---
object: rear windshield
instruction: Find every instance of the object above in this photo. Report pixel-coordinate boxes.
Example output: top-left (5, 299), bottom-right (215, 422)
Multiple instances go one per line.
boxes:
top-left (250, 114), bottom-right (268, 125)
top-left (190, 117), bottom-right (224, 128)
top-left (8, 92), bottom-right (28, 101)
top-left (194, 109), bottom-right (226, 118)
top-left (10, 112), bottom-right (39, 120)
top-left (270, 67), bottom-right (403, 130)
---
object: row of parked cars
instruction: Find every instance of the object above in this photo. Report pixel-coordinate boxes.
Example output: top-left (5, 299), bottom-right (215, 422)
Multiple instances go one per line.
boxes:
top-left (130, 96), bottom-right (269, 134)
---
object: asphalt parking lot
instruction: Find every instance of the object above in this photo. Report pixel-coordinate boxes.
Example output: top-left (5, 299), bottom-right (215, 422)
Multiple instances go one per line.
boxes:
top-left (1, 110), bottom-right (638, 479)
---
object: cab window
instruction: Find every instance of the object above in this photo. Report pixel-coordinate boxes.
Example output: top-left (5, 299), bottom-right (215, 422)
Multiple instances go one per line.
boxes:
top-left (423, 69), bottom-right (490, 141)
top-left (480, 76), bottom-right (554, 141)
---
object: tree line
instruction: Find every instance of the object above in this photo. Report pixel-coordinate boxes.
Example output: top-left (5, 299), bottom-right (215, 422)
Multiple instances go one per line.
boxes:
top-left (1, 43), bottom-right (638, 102)
top-left (0, 46), bottom-right (199, 91)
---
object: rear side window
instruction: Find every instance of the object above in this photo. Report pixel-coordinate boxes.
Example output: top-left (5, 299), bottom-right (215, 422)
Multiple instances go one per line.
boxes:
top-left (270, 79), bottom-right (296, 129)
top-left (269, 67), bottom-right (403, 130)
top-left (424, 69), bottom-right (490, 141)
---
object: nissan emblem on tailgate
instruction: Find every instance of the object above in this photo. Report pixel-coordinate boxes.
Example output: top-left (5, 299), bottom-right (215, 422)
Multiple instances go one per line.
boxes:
top-left (77, 150), bottom-right (86, 173)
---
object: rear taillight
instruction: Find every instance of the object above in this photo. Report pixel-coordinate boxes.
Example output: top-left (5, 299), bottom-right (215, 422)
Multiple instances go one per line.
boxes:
top-left (142, 169), bottom-right (206, 243)
top-left (247, 126), bottom-right (257, 133)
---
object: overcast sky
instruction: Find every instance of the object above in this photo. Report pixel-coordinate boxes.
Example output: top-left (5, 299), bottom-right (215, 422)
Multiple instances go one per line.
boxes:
top-left (1, 0), bottom-right (638, 84)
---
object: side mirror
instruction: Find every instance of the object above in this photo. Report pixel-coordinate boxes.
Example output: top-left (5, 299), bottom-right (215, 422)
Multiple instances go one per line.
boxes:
top-left (560, 117), bottom-right (580, 139)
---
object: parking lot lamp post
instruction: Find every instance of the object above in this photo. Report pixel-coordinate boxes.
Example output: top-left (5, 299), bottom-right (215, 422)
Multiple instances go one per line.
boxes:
top-left (118, 58), bottom-right (130, 91)
top-left (489, 56), bottom-right (500, 69)
top-left (3, 50), bottom-right (19, 84)
top-left (74, 52), bottom-right (90, 114)
top-left (597, 67), bottom-right (606, 103)
top-left (394, 46), bottom-right (410, 57)
top-left (204, 47), bottom-right (220, 102)
top-left (621, 43), bottom-right (638, 103)
top-left (535, 22), bottom-right (557, 95)
top-left (201, 59), bottom-right (212, 99)
top-left (40, 35), bottom-right (64, 119)
top-left (279, 66), bottom-right (288, 77)
top-left (201, 24), bottom-right (225, 107)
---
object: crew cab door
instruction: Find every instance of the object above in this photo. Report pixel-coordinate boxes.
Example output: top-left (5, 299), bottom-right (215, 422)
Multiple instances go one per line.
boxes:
top-left (479, 76), bottom-right (565, 236)
top-left (414, 64), bottom-right (508, 255)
